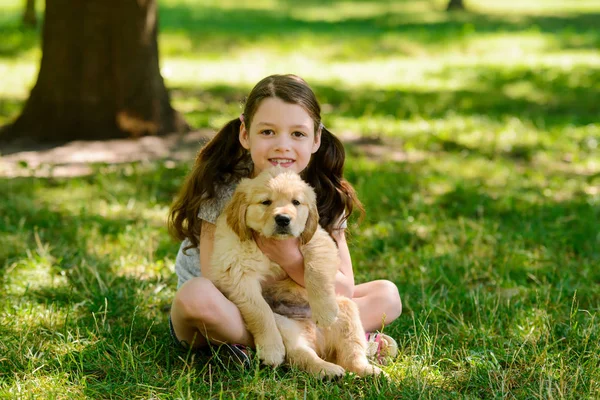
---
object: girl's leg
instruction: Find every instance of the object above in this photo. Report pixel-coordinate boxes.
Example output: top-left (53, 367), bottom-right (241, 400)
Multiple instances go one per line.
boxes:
top-left (352, 279), bottom-right (402, 332)
top-left (170, 277), bottom-right (255, 349)
top-left (170, 277), bottom-right (400, 347)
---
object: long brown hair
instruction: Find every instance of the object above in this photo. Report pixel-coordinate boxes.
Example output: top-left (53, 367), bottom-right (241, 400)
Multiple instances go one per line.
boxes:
top-left (168, 74), bottom-right (364, 249)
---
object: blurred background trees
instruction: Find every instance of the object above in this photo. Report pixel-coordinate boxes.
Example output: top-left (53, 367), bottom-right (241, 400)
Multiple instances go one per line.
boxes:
top-left (1, 0), bottom-right (598, 148)
top-left (22, 0), bottom-right (37, 27)
top-left (5, 0), bottom-right (187, 143)
top-left (446, 0), bottom-right (465, 11)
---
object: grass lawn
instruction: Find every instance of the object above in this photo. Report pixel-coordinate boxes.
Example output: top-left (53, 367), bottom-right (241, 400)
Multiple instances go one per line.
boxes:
top-left (1, 0), bottom-right (599, 398)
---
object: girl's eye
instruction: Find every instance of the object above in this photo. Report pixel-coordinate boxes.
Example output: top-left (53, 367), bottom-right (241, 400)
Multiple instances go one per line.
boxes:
top-left (292, 131), bottom-right (306, 138)
top-left (262, 200), bottom-right (272, 206)
top-left (292, 200), bottom-right (301, 206)
top-left (260, 129), bottom-right (274, 136)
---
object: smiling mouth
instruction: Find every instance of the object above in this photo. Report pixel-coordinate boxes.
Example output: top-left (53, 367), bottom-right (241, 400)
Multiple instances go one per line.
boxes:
top-left (269, 158), bottom-right (295, 167)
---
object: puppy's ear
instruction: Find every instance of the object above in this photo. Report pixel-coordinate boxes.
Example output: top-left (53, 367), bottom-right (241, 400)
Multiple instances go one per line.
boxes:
top-left (224, 188), bottom-right (252, 241)
top-left (300, 201), bottom-right (319, 245)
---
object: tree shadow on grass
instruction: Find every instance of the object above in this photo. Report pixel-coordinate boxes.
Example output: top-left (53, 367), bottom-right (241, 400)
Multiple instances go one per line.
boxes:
top-left (167, 59), bottom-right (600, 139)
top-left (157, 3), bottom-right (600, 57)
top-left (348, 160), bottom-right (598, 396)
top-left (0, 173), bottom-right (183, 394)
top-left (2, 1), bottom-right (599, 59)
top-left (172, 61), bottom-right (598, 129)
top-left (1, 181), bottom-right (143, 273)
top-left (1, 37), bottom-right (598, 147)
top-left (166, 64), bottom-right (598, 136)
top-left (353, 160), bottom-right (599, 296)
top-left (312, 63), bottom-right (600, 129)
top-left (1, 273), bottom-right (177, 396)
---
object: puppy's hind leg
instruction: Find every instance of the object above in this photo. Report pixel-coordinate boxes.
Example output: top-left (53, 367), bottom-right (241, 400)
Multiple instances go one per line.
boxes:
top-left (274, 314), bottom-right (345, 378)
top-left (326, 297), bottom-right (384, 377)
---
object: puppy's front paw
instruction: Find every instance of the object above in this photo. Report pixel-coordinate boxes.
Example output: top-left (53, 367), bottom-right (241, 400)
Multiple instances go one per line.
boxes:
top-left (320, 363), bottom-right (345, 378)
top-left (311, 300), bottom-right (339, 327)
top-left (257, 338), bottom-right (285, 367)
top-left (348, 360), bottom-right (387, 378)
top-left (364, 364), bottom-right (386, 377)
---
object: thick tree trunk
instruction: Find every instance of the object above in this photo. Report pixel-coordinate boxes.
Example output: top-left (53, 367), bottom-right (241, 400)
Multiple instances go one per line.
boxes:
top-left (6, 0), bottom-right (187, 143)
top-left (447, 0), bottom-right (466, 11)
top-left (22, 0), bottom-right (37, 27)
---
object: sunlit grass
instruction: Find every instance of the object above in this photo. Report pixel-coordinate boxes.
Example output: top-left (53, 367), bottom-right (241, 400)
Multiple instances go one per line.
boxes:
top-left (470, 0), bottom-right (600, 14)
top-left (1, 157), bottom-right (599, 397)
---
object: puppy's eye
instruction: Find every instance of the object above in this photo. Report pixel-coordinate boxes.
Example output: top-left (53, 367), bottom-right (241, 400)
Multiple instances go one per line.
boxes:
top-left (261, 200), bottom-right (272, 206)
top-left (292, 199), bottom-right (301, 206)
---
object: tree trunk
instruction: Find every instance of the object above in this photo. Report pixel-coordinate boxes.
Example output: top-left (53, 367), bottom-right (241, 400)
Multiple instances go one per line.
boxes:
top-left (5, 0), bottom-right (187, 143)
top-left (446, 0), bottom-right (466, 11)
top-left (22, 0), bottom-right (37, 27)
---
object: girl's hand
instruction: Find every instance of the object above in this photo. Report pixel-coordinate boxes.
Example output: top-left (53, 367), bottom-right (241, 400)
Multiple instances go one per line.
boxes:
top-left (253, 233), bottom-right (305, 286)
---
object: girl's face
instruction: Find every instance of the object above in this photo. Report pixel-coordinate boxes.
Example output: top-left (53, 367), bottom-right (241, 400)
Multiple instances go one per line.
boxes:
top-left (239, 97), bottom-right (321, 177)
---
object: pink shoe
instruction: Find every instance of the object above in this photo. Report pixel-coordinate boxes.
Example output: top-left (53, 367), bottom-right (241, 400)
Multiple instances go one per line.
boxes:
top-left (365, 332), bottom-right (398, 365)
top-left (211, 343), bottom-right (251, 369)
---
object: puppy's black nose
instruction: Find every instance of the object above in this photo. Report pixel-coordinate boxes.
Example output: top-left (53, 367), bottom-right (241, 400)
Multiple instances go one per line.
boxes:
top-left (275, 214), bottom-right (291, 227)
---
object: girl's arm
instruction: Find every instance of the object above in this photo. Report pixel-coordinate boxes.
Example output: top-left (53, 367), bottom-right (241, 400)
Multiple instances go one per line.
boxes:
top-left (331, 228), bottom-right (356, 298)
top-left (253, 234), bottom-right (304, 283)
top-left (199, 220), bottom-right (217, 276)
top-left (255, 229), bottom-right (356, 298)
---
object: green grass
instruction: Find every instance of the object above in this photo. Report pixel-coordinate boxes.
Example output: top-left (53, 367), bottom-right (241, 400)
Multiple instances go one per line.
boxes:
top-left (1, 0), bottom-right (599, 398)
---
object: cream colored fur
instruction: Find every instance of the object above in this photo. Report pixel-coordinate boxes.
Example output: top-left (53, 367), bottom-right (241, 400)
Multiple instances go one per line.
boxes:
top-left (207, 167), bottom-right (382, 377)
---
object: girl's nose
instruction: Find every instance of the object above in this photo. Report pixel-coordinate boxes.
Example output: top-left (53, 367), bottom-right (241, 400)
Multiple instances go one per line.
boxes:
top-left (273, 134), bottom-right (292, 152)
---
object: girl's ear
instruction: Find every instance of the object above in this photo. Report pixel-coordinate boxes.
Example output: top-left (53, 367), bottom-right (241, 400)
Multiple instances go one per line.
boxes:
top-left (311, 128), bottom-right (322, 154)
top-left (239, 122), bottom-right (250, 150)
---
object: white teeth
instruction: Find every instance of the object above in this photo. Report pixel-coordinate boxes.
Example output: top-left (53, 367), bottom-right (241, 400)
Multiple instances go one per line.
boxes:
top-left (272, 159), bottom-right (293, 164)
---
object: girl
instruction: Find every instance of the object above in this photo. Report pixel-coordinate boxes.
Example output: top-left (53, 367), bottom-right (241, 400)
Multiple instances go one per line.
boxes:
top-left (168, 74), bottom-right (402, 367)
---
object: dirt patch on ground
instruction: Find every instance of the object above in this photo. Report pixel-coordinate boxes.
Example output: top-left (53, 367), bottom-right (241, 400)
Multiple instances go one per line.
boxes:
top-left (0, 130), bottom-right (419, 177)
top-left (0, 130), bottom-right (212, 177)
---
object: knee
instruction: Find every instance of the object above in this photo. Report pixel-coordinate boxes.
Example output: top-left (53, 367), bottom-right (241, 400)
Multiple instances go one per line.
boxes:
top-left (172, 278), bottom-right (224, 325)
top-left (375, 280), bottom-right (402, 322)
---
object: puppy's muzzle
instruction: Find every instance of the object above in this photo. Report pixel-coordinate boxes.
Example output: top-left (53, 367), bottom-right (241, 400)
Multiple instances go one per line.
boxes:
top-left (275, 214), bottom-right (291, 228)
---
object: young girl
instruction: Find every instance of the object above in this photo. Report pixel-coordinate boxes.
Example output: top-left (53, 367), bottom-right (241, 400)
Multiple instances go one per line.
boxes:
top-left (168, 74), bottom-right (402, 366)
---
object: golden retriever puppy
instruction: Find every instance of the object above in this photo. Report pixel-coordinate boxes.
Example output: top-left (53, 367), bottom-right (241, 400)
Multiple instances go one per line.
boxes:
top-left (207, 167), bottom-right (382, 377)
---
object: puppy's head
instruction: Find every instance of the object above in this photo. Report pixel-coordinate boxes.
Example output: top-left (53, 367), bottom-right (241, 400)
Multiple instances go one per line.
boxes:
top-left (225, 167), bottom-right (318, 243)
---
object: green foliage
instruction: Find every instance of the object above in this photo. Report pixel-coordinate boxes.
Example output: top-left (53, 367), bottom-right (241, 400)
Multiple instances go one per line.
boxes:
top-left (1, 0), bottom-right (599, 398)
